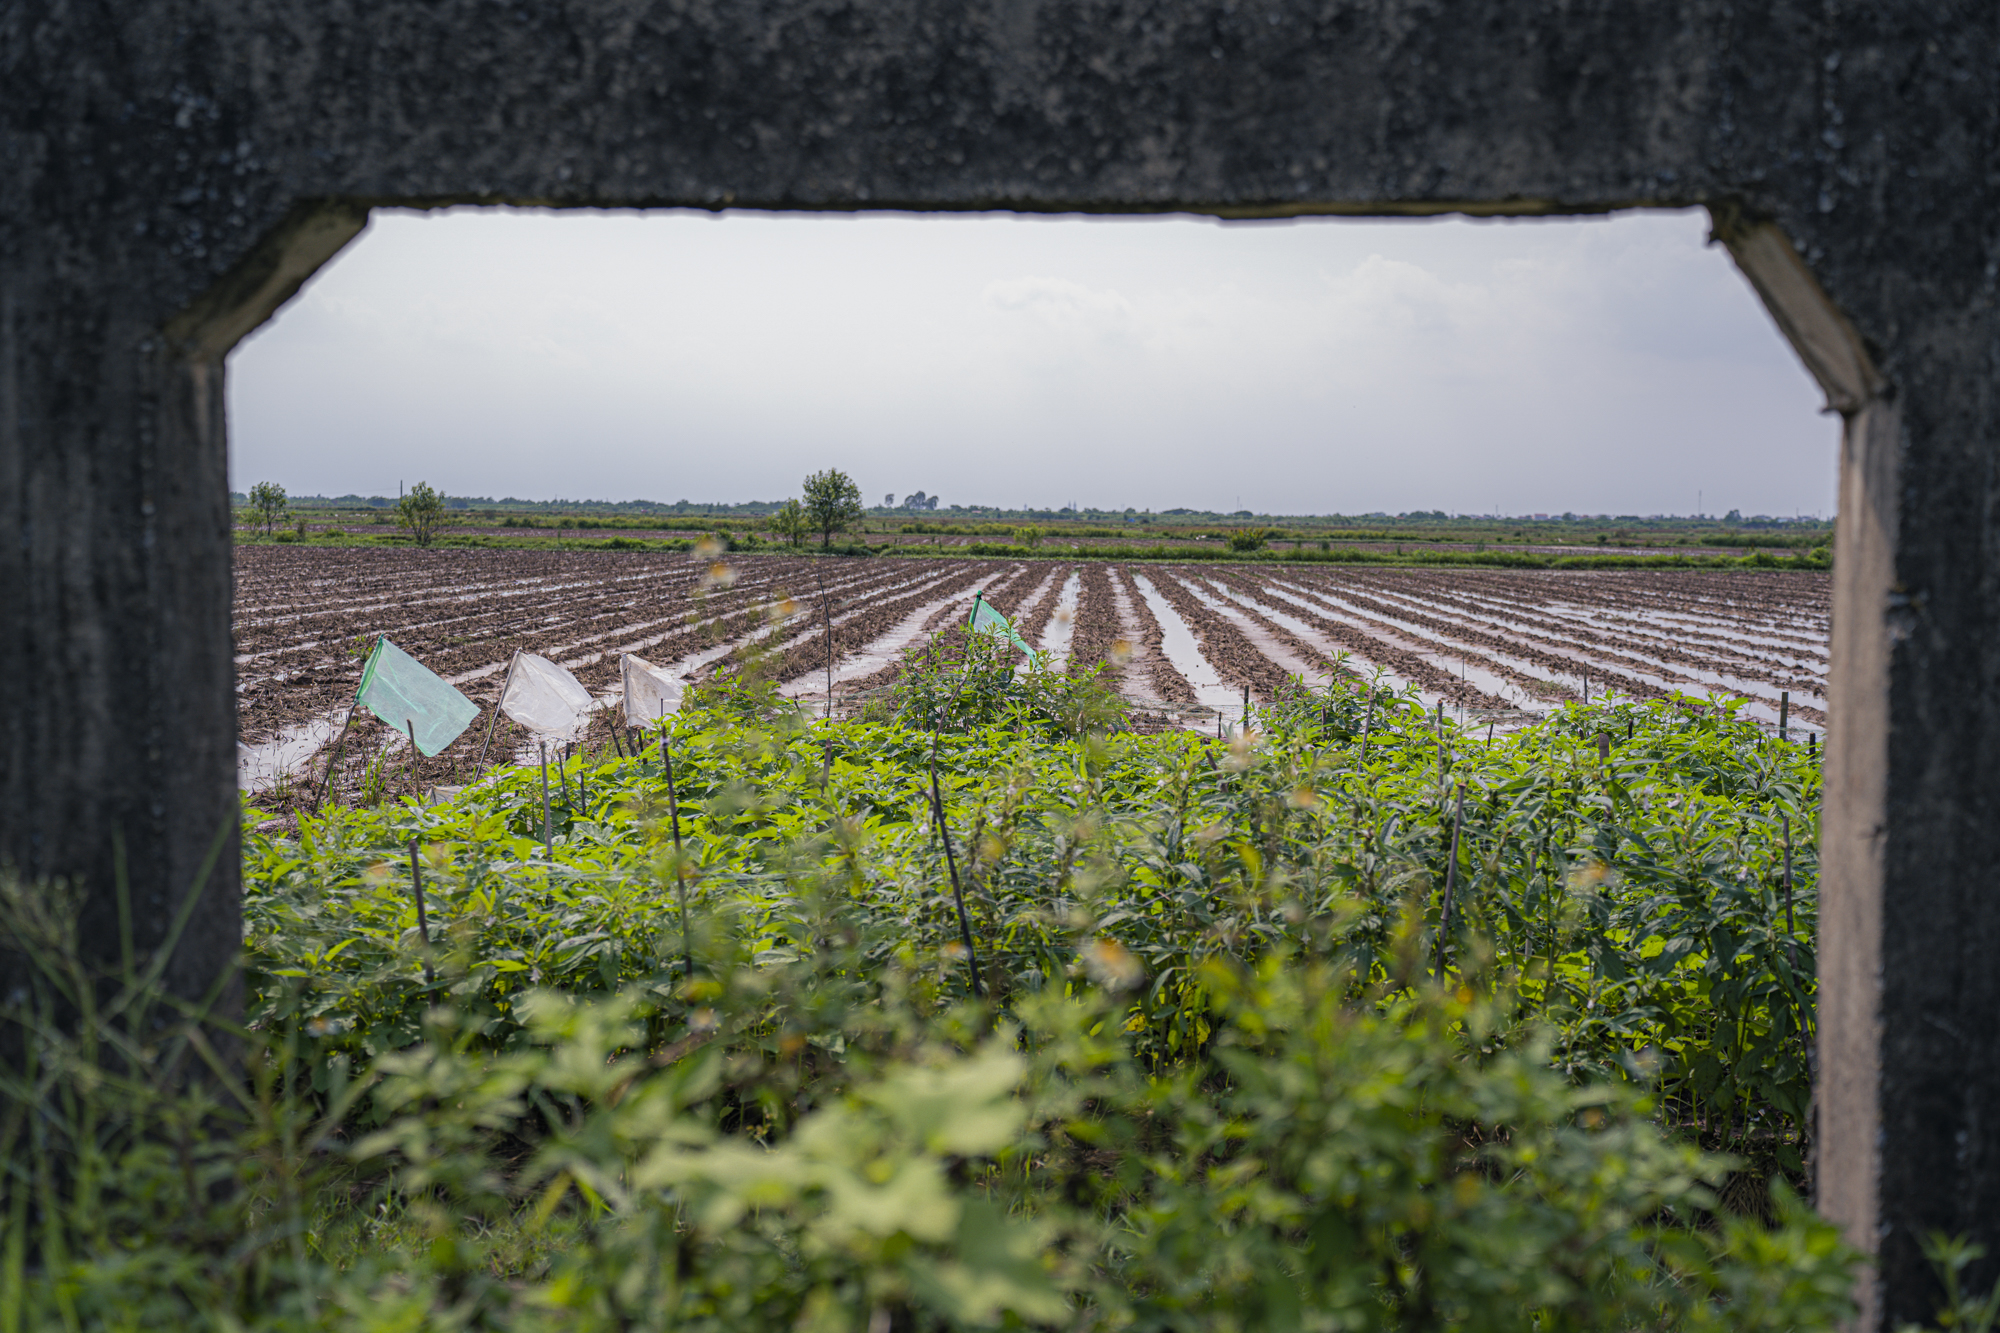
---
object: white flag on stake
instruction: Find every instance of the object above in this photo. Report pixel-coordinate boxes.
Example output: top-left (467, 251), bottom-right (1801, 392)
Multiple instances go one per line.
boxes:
top-left (498, 652), bottom-right (594, 739)
top-left (621, 653), bottom-right (683, 726)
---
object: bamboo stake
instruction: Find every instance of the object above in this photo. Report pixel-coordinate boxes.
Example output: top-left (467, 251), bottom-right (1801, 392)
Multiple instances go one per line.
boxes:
top-left (1437, 781), bottom-right (1465, 981)
top-left (407, 835), bottom-right (435, 986)
top-left (559, 742), bottom-right (572, 807)
top-left (404, 717), bottom-right (420, 798)
top-left (472, 650), bottom-right (521, 783)
top-left (1779, 690), bottom-right (1791, 742)
top-left (1434, 701), bottom-right (1447, 789)
top-left (929, 732), bottom-right (984, 999)
top-left (538, 740), bottom-right (552, 854)
top-left (661, 727), bottom-right (693, 982)
top-left (1781, 811), bottom-right (1798, 971)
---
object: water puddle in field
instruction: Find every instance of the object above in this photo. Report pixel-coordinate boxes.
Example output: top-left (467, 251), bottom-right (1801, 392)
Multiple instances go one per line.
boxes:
top-left (1131, 574), bottom-right (1240, 715)
top-left (238, 714), bottom-right (346, 792)
top-left (1169, 576), bottom-right (1322, 683)
top-left (1006, 568), bottom-right (1062, 628)
top-left (1038, 573), bottom-right (1083, 667)
top-left (1104, 573), bottom-right (1162, 703)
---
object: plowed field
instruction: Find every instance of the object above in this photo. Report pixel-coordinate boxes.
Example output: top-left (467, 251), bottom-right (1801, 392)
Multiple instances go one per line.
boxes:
top-left (235, 546), bottom-right (1828, 797)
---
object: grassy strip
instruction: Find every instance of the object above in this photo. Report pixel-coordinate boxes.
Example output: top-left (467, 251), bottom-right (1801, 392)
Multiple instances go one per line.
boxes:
top-left (235, 531), bottom-right (1830, 571)
top-left (888, 541), bottom-right (1832, 572)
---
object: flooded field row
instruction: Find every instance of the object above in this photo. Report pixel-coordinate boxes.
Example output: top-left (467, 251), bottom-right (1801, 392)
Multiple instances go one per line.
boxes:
top-left (233, 547), bottom-right (1830, 798)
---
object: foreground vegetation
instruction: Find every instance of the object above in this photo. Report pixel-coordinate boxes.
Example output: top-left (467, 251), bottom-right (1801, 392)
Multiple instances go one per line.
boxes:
top-left (4, 648), bottom-right (1861, 1329)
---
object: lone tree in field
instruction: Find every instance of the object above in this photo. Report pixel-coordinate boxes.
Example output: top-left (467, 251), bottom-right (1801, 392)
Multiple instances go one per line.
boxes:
top-left (397, 481), bottom-right (447, 548)
top-left (802, 468), bottom-right (864, 549)
top-left (248, 480), bottom-right (287, 535)
top-left (772, 498), bottom-right (809, 548)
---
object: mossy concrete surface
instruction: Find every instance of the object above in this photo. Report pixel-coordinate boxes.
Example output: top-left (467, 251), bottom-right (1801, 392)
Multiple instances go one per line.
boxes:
top-left (4, 5), bottom-right (1995, 1326)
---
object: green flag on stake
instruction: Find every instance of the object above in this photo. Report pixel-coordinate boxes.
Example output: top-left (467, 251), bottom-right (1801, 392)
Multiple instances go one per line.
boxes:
top-left (355, 636), bottom-right (480, 756)
top-left (968, 593), bottom-right (1042, 662)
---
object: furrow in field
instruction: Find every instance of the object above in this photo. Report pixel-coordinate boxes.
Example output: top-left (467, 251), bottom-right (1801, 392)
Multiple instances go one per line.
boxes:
top-left (1315, 572), bottom-right (1829, 718)
top-left (1130, 574), bottom-right (1238, 713)
top-left (1146, 569), bottom-right (1298, 702)
top-left (1108, 566), bottom-right (1194, 705)
top-left (1220, 574), bottom-right (1525, 711)
top-left (1272, 572), bottom-right (1827, 726)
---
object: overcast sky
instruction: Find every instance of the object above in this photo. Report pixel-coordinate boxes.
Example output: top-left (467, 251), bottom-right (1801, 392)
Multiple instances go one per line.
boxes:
top-left (228, 206), bottom-right (1836, 517)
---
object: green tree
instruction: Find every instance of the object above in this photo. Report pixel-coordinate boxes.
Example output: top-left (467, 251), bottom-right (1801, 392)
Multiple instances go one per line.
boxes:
top-left (397, 481), bottom-right (447, 548)
top-left (772, 498), bottom-right (809, 548)
top-left (802, 468), bottom-right (864, 549)
top-left (248, 480), bottom-right (287, 535)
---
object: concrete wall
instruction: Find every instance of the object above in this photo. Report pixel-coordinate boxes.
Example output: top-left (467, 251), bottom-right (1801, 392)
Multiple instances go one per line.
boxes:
top-left (4, 4), bottom-right (1995, 1325)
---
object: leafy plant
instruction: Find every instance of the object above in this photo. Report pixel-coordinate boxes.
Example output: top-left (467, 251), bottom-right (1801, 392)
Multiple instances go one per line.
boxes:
top-left (802, 468), bottom-right (864, 549)
top-left (249, 479), bottom-right (288, 534)
top-left (396, 481), bottom-right (447, 548)
top-left (771, 497), bottom-right (809, 547)
top-left (1227, 526), bottom-right (1269, 552)
top-left (2, 673), bottom-right (1854, 1329)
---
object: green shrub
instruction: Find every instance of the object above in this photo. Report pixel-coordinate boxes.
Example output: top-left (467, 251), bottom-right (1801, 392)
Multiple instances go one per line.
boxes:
top-left (3, 677), bottom-right (1855, 1329)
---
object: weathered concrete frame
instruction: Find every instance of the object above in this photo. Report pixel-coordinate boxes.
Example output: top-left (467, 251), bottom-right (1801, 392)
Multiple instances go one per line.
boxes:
top-left (4, 5), bottom-right (1994, 1328)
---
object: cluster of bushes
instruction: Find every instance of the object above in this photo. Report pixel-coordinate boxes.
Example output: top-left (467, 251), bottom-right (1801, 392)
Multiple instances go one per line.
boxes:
top-left (3, 661), bottom-right (1882, 1328)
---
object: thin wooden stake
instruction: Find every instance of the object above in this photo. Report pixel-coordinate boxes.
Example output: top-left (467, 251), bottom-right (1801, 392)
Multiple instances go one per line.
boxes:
top-left (404, 717), bottom-right (420, 798)
top-left (407, 835), bottom-right (435, 986)
top-left (1437, 781), bottom-right (1465, 981)
top-left (1779, 690), bottom-right (1791, 742)
top-left (473, 649), bottom-right (521, 782)
top-left (661, 728), bottom-right (694, 982)
top-left (538, 740), bottom-right (553, 854)
top-left (1781, 811), bottom-right (1798, 970)
top-left (929, 734), bottom-right (984, 998)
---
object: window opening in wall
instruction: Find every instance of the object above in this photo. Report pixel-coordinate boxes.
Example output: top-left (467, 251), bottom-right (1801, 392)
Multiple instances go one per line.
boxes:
top-left (227, 207), bottom-right (1834, 791)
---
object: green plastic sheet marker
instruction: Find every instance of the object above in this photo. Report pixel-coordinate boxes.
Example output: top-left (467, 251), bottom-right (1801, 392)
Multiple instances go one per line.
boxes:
top-left (967, 593), bottom-right (1041, 661)
top-left (355, 636), bottom-right (480, 755)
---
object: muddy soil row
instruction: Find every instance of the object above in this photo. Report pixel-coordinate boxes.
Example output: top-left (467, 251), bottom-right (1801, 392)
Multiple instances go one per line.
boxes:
top-left (239, 552), bottom-right (1834, 814)
top-left (1108, 568), bottom-right (1195, 704)
top-left (1406, 569), bottom-right (1832, 659)
top-left (236, 549), bottom-right (953, 744)
top-left (1325, 573), bottom-right (1828, 702)
top-left (1204, 572), bottom-right (1520, 711)
top-left (1283, 575), bottom-right (1779, 712)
